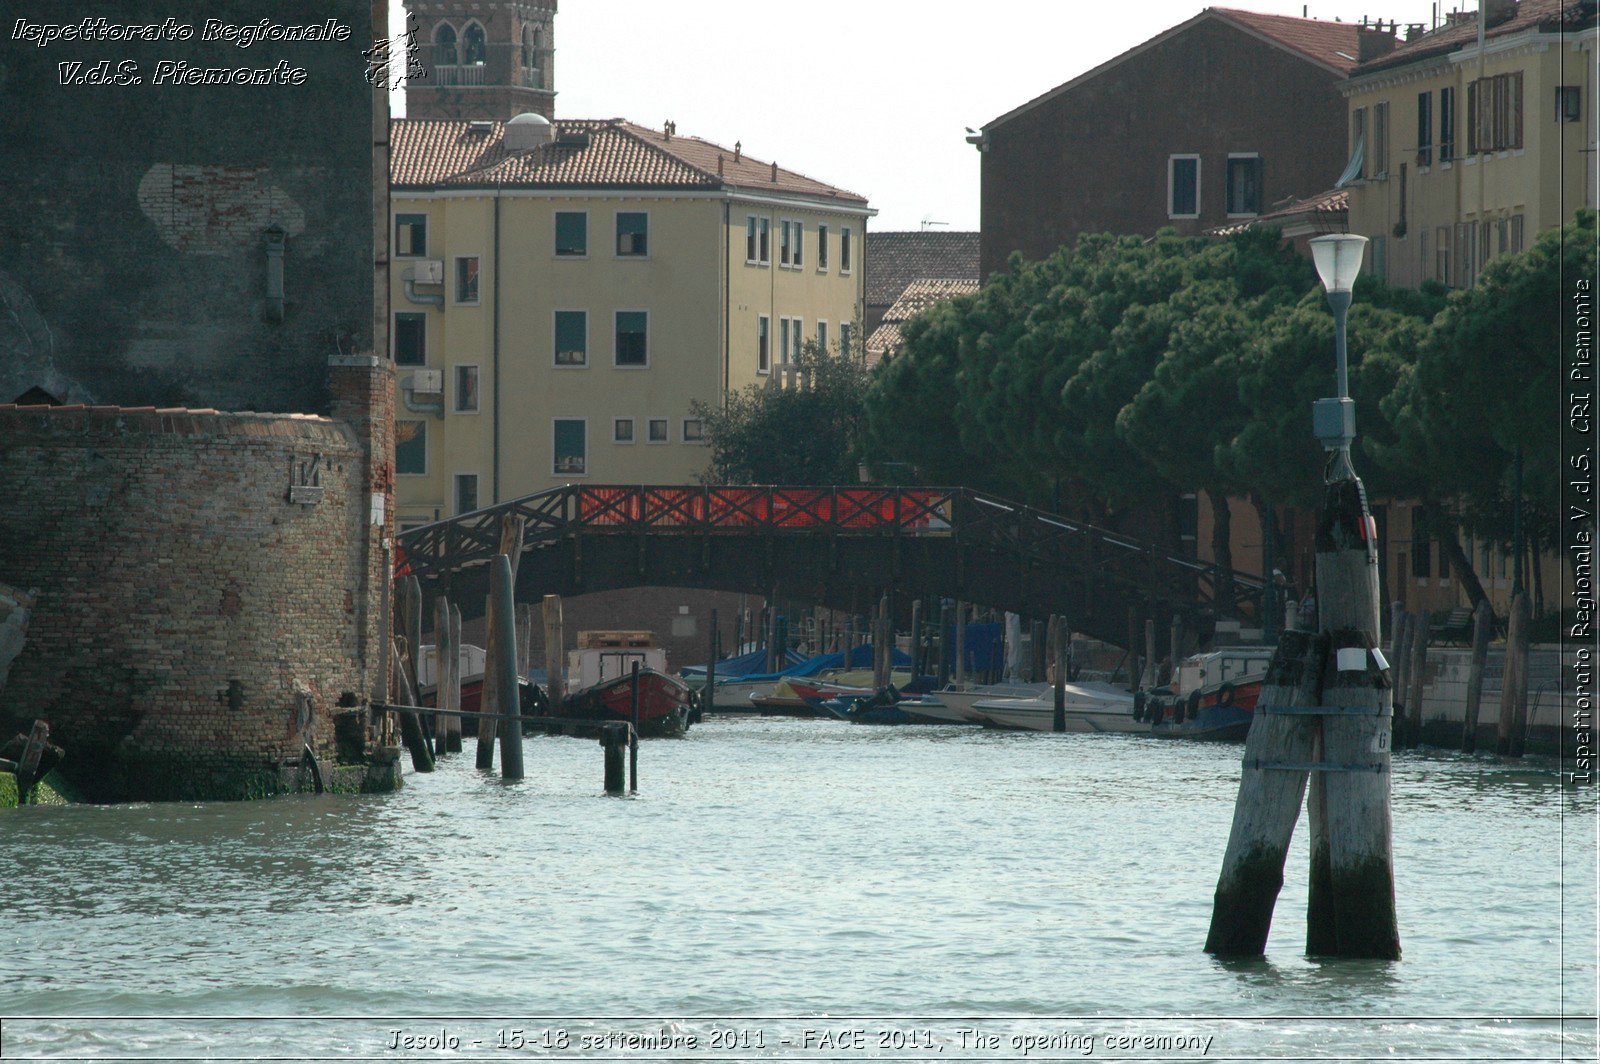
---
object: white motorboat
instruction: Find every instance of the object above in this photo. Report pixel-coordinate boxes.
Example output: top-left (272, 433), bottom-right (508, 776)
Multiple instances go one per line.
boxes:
top-left (914, 683), bottom-right (1050, 724)
top-left (969, 681), bottom-right (1140, 733)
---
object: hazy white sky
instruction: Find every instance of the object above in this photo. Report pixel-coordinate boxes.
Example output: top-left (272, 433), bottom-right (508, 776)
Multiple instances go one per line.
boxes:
top-left (393, 0), bottom-right (1462, 231)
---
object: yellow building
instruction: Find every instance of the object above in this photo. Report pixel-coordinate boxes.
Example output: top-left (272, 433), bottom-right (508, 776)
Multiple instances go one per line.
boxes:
top-left (389, 115), bottom-right (873, 527)
top-left (1341, 0), bottom-right (1595, 288)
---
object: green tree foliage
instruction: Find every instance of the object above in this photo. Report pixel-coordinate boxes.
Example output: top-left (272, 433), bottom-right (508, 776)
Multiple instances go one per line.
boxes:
top-left (693, 341), bottom-right (871, 485)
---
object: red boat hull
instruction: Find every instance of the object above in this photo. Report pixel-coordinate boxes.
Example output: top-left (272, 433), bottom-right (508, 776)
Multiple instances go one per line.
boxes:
top-left (561, 669), bottom-right (692, 737)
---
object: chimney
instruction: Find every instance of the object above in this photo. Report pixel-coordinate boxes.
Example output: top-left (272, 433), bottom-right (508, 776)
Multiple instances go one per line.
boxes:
top-left (1357, 24), bottom-right (1396, 60)
top-left (733, 140), bottom-right (741, 162)
top-left (717, 154), bottom-right (724, 176)
top-left (770, 161), bottom-right (778, 182)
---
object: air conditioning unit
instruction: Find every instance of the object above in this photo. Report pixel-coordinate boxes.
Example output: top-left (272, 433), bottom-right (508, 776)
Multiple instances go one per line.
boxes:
top-left (410, 369), bottom-right (443, 395)
top-left (412, 259), bottom-right (445, 284)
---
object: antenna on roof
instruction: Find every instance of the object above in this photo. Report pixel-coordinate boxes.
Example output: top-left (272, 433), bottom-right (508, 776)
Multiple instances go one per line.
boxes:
top-left (920, 217), bottom-right (949, 231)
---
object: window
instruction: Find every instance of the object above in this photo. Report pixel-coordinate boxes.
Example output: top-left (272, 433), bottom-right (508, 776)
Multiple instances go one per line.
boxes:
top-left (840, 322), bottom-right (852, 358)
top-left (791, 318), bottom-right (802, 362)
top-left (817, 223), bottom-right (828, 270)
top-left (1435, 225), bottom-right (1453, 286)
top-left (779, 316), bottom-right (791, 365)
top-left (616, 212), bottom-right (648, 256)
top-left (746, 216), bottom-right (758, 263)
top-left (1371, 102), bottom-right (1389, 176)
top-left (780, 220), bottom-right (793, 267)
top-left (757, 315), bottom-right (770, 374)
top-left (759, 218), bottom-right (770, 263)
top-left (1370, 235), bottom-right (1387, 284)
top-left (1510, 213), bottom-right (1524, 254)
top-left (1417, 92), bottom-right (1433, 167)
top-left (395, 214), bottom-right (427, 257)
top-left (432, 23), bottom-right (457, 66)
top-left (1411, 517), bottom-right (1431, 578)
top-left (1225, 155), bottom-right (1262, 215)
top-left (614, 417), bottom-right (634, 443)
top-left (455, 256), bottom-right (480, 304)
top-left (396, 419), bottom-right (426, 475)
top-left (682, 418), bottom-right (705, 443)
top-left (394, 312), bottom-right (426, 365)
top-left (1350, 108), bottom-right (1367, 177)
top-left (816, 321), bottom-right (827, 354)
top-left (554, 310), bottom-right (587, 366)
top-left (840, 226), bottom-right (852, 272)
top-left (461, 20), bottom-right (486, 65)
top-left (454, 365), bottom-right (479, 413)
top-left (553, 419), bottom-right (586, 476)
top-left (555, 212), bottom-right (587, 257)
top-left (1558, 85), bottom-right (1582, 123)
top-left (1168, 155), bottom-right (1200, 217)
top-left (1468, 73), bottom-right (1523, 153)
top-left (1440, 87), bottom-right (1456, 161)
top-left (647, 418), bottom-right (668, 443)
top-left (615, 310), bottom-right (648, 367)
top-left (1455, 221), bottom-right (1478, 287)
top-left (792, 221), bottom-right (803, 268)
top-left (454, 473), bottom-right (478, 516)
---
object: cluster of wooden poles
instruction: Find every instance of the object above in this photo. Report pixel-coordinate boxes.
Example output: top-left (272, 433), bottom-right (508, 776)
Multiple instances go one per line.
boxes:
top-left (383, 514), bottom-right (637, 792)
top-left (1388, 593), bottom-right (1535, 756)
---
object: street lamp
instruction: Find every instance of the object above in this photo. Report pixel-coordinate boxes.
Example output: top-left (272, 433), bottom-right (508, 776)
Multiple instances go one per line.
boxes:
top-left (1309, 233), bottom-right (1369, 481)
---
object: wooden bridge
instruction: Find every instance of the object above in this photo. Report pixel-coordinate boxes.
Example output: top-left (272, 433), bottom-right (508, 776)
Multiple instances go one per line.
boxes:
top-left (395, 485), bottom-right (1265, 651)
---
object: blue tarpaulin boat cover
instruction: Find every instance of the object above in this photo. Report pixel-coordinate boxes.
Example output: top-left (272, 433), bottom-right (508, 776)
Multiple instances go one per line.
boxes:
top-left (686, 644), bottom-right (914, 685)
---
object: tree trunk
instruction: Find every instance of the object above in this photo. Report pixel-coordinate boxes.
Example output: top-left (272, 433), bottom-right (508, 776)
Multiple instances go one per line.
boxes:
top-left (1422, 500), bottom-right (1490, 614)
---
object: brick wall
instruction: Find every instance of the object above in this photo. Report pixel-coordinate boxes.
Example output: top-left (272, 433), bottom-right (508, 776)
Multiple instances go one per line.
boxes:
top-left (0, 406), bottom-right (373, 800)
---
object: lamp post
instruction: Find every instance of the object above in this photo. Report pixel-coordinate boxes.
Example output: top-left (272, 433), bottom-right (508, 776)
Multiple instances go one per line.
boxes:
top-left (1308, 234), bottom-right (1369, 481)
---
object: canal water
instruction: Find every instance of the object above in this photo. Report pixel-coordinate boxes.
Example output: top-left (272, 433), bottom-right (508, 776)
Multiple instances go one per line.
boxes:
top-left (3, 717), bottom-right (1595, 1062)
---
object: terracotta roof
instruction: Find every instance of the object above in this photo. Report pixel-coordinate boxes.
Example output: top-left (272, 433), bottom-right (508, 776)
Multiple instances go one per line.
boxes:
top-left (985, 7), bottom-right (1362, 130)
top-left (391, 118), bottom-right (868, 204)
top-left (865, 231), bottom-right (980, 307)
top-left (1210, 8), bottom-right (1367, 74)
top-left (1353, 0), bottom-right (1596, 75)
top-left (1208, 188), bottom-right (1348, 237)
top-left (865, 278), bottom-right (978, 366)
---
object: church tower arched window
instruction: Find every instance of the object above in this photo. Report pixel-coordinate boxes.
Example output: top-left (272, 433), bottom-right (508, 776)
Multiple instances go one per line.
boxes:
top-left (432, 22), bottom-right (457, 67)
top-left (461, 21), bottom-right (488, 66)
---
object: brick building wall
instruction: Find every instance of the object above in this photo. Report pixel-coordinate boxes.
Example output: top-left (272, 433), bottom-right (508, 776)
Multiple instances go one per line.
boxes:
top-left (0, 407), bottom-right (374, 801)
top-left (979, 17), bottom-right (1351, 278)
top-left (403, 0), bottom-right (557, 121)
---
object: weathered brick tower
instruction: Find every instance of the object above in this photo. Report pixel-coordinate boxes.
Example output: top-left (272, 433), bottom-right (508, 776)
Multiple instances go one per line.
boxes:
top-left (404, 0), bottom-right (557, 120)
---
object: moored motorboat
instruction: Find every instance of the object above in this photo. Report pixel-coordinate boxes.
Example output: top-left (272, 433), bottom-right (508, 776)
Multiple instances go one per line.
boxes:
top-left (1141, 646), bottom-right (1272, 741)
top-left (969, 682), bottom-right (1139, 732)
top-left (559, 668), bottom-right (693, 737)
top-left (917, 683), bottom-right (1049, 724)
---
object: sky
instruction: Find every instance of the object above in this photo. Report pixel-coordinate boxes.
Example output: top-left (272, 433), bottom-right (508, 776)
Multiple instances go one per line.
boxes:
top-left (392, 0), bottom-right (1467, 232)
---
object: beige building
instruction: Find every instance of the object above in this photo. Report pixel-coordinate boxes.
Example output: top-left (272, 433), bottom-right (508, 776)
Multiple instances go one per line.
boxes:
top-left (1341, 0), bottom-right (1595, 289)
top-left (389, 115), bottom-right (872, 527)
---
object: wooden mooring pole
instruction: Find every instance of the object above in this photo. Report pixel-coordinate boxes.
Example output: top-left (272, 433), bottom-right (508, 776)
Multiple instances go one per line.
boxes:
top-left (1052, 615), bottom-right (1067, 733)
top-left (1497, 591), bottom-right (1531, 757)
top-left (909, 599), bottom-right (924, 678)
top-left (434, 594), bottom-right (454, 756)
top-left (477, 515), bottom-right (525, 770)
top-left (543, 594), bottom-right (565, 716)
top-left (954, 600), bottom-right (966, 689)
top-left (390, 638), bottom-right (435, 773)
top-left (1407, 617), bottom-right (1430, 746)
top-left (490, 554), bottom-right (524, 781)
top-left (448, 603), bottom-right (464, 751)
top-left (1391, 611), bottom-right (1413, 740)
top-left (629, 661), bottom-right (640, 792)
top-left (874, 593), bottom-right (891, 689)
top-left (704, 608), bottom-right (718, 716)
top-left (1207, 476), bottom-right (1398, 960)
top-left (601, 722), bottom-right (628, 795)
top-left (1462, 601), bottom-right (1493, 754)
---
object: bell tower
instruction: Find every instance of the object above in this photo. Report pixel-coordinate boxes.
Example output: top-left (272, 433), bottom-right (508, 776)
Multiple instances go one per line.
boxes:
top-left (403, 1), bottom-right (557, 121)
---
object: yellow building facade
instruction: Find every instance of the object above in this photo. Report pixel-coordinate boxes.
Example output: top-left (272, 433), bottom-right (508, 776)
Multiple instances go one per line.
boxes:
top-left (389, 117), bottom-right (872, 528)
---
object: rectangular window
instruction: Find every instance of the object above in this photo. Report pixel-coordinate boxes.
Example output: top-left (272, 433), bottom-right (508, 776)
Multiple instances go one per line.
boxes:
top-left (817, 223), bottom-right (829, 270)
top-left (555, 212), bottom-right (588, 257)
top-left (1435, 225), bottom-right (1452, 286)
top-left (614, 417), bottom-right (634, 443)
top-left (759, 217), bottom-right (770, 263)
top-left (779, 316), bottom-right (791, 365)
top-left (791, 318), bottom-right (802, 362)
top-left (1510, 213), bottom-right (1524, 253)
top-left (615, 212), bottom-right (648, 256)
top-left (454, 364), bottom-right (479, 413)
top-left (615, 310), bottom-right (648, 367)
top-left (841, 226), bottom-right (852, 272)
top-left (454, 255), bottom-right (480, 304)
top-left (1225, 155), bottom-right (1262, 215)
top-left (1417, 92), bottom-right (1433, 167)
top-left (682, 418), bottom-right (705, 443)
top-left (1558, 85), bottom-right (1582, 122)
top-left (394, 312), bottom-right (426, 365)
top-left (840, 322), bottom-right (852, 358)
top-left (779, 220), bottom-right (793, 267)
top-left (1456, 221), bottom-right (1477, 287)
top-left (757, 315), bottom-right (770, 373)
top-left (1169, 155), bottom-right (1199, 217)
top-left (792, 221), bottom-right (803, 268)
top-left (1351, 108), bottom-right (1366, 175)
top-left (1372, 102), bottom-right (1390, 176)
top-left (746, 216), bottom-right (758, 263)
top-left (1468, 73), bottom-right (1523, 152)
top-left (1412, 517), bottom-right (1432, 578)
top-left (554, 310), bottom-right (588, 366)
top-left (647, 418), bottom-right (668, 443)
top-left (1370, 234), bottom-right (1387, 284)
top-left (395, 213), bottom-right (427, 257)
top-left (553, 419), bottom-right (586, 476)
top-left (454, 473), bottom-right (478, 516)
top-left (396, 419), bottom-right (426, 475)
top-left (816, 321), bottom-right (827, 354)
top-left (1440, 87), bottom-right (1456, 161)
